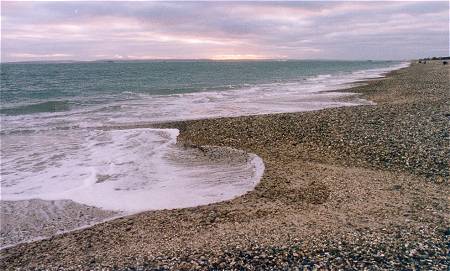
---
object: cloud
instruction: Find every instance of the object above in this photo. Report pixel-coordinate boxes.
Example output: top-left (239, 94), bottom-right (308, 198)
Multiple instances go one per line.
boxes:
top-left (9, 53), bottom-right (73, 58)
top-left (1, 1), bottom-right (448, 62)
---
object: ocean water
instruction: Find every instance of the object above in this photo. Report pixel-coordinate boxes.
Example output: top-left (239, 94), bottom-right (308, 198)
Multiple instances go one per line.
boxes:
top-left (0, 60), bottom-right (408, 214)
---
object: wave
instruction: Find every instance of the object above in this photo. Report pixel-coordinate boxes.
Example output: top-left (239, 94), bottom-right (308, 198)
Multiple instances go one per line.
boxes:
top-left (0, 100), bottom-right (71, 116)
top-left (1, 128), bottom-right (264, 212)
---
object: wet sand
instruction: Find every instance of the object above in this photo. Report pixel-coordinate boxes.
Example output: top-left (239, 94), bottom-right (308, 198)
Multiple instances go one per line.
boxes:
top-left (1, 61), bottom-right (449, 270)
top-left (0, 199), bottom-right (120, 249)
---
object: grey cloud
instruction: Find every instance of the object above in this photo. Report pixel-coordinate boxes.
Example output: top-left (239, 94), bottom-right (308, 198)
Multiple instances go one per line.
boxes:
top-left (1, 1), bottom-right (448, 62)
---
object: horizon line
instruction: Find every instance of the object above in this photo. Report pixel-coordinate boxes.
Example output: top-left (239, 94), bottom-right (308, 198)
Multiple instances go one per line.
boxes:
top-left (1, 57), bottom-right (415, 64)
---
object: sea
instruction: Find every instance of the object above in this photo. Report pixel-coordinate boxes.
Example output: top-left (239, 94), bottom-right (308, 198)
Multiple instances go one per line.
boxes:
top-left (0, 60), bottom-right (408, 246)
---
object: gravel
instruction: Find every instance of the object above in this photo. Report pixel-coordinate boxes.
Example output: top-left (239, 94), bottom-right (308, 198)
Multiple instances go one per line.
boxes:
top-left (1, 61), bottom-right (449, 270)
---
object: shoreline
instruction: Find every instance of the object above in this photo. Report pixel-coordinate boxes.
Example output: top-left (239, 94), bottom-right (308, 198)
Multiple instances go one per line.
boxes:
top-left (1, 61), bottom-right (449, 270)
top-left (0, 62), bottom-right (403, 248)
top-left (0, 140), bottom-right (265, 249)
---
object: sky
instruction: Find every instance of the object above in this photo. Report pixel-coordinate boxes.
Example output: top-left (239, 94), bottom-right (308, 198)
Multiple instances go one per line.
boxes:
top-left (1, 1), bottom-right (449, 62)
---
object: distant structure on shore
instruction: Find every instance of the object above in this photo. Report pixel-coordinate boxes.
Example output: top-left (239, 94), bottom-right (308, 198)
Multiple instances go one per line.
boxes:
top-left (419, 56), bottom-right (450, 61)
top-left (418, 56), bottom-right (449, 64)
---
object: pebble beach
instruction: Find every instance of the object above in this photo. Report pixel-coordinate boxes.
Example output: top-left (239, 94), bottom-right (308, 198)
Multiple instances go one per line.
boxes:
top-left (1, 61), bottom-right (449, 270)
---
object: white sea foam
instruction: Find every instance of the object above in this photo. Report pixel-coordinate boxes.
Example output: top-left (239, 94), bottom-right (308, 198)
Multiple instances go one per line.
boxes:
top-left (1, 128), bottom-right (264, 212)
